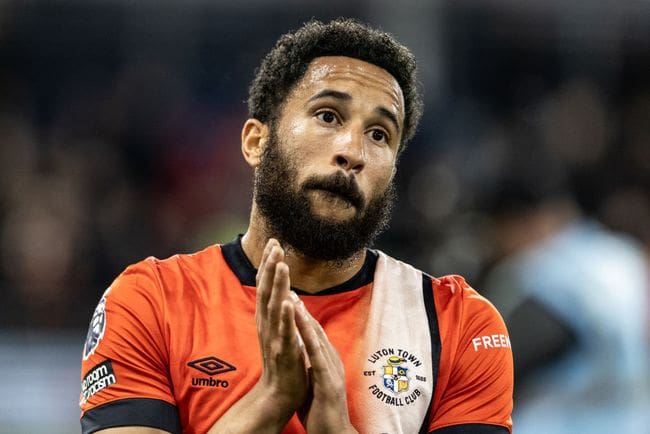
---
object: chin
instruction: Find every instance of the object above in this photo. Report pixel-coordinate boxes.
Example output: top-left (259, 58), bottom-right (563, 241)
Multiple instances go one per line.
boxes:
top-left (311, 204), bottom-right (358, 222)
top-left (310, 194), bottom-right (357, 216)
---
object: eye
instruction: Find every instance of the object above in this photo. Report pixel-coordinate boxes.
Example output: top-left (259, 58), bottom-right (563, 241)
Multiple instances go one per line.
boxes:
top-left (370, 129), bottom-right (387, 143)
top-left (316, 110), bottom-right (338, 124)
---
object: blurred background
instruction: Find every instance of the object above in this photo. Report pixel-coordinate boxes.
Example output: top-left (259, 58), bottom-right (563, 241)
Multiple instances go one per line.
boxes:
top-left (0, 0), bottom-right (648, 432)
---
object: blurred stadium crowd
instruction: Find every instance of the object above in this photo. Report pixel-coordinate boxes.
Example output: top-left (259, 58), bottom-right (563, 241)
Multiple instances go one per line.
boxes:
top-left (0, 1), bottom-right (648, 432)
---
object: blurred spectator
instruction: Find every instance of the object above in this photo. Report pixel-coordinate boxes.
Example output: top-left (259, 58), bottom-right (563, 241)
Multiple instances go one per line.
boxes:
top-left (482, 141), bottom-right (650, 433)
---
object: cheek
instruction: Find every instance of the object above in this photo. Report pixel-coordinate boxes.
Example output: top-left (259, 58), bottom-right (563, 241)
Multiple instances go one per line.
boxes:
top-left (364, 162), bottom-right (396, 197)
top-left (281, 117), bottom-right (324, 160)
top-left (369, 147), bottom-right (397, 180)
top-left (285, 116), bottom-right (309, 140)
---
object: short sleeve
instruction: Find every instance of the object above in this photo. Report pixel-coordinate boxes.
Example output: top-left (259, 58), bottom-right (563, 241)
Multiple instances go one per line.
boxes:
top-left (79, 259), bottom-right (180, 433)
top-left (430, 279), bottom-right (513, 433)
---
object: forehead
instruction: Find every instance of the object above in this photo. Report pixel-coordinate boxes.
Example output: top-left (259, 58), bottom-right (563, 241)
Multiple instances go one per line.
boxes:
top-left (290, 56), bottom-right (404, 120)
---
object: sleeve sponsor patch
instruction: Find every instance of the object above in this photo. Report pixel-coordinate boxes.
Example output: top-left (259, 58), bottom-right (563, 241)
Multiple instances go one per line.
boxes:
top-left (80, 360), bottom-right (117, 405)
top-left (471, 334), bottom-right (511, 351)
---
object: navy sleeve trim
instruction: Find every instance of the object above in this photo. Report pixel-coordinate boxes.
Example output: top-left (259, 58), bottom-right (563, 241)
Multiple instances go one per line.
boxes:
top-left (430, 423), bottom-right (509, 434)
top-left (81, 398), bottom-right (181, 434)
top-left (419, 273), bottom-right (442, 434)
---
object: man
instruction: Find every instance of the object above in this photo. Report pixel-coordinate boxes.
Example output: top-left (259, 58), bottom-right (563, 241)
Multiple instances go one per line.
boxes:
top-left (80, 19), bottom-right (513, 434)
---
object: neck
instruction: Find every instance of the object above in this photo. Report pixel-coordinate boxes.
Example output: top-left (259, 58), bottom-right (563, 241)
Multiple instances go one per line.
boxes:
top-left (241, 205), bottom-right (366, 294)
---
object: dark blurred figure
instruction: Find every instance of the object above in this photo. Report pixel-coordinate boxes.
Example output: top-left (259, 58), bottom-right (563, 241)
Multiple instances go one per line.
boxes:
top-left (599, 89), bottom-right (650, 259)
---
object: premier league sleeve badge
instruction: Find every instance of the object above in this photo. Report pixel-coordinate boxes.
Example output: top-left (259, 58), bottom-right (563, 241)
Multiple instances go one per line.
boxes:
top-left (83, 288), bottom-right (110, 360)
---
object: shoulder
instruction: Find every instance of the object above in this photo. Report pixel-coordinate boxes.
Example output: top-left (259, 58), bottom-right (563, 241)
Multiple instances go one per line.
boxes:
top-left (431, 274), bottom-right (509, 348)
top-left (95, 244), bottom-right (226, 325)
top-left (431, 274), bottom-right (484, 301)
top-left (81, 244), bottom-right (225, 369)
top-left (141, 243), bottom-right (224, 277)
top-left (117, 243), bottom-right (224, 288)
top-left (433, 275), bottom-right (502, 317)
top-left (427, 277), bottom-right (513, 432)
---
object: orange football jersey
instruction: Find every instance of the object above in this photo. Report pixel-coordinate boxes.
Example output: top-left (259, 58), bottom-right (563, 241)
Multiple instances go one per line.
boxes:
top-left (80, 237), bottom-right (513, 433)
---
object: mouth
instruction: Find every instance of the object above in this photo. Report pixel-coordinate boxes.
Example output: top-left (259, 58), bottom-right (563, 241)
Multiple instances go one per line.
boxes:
top-left (314, 188), bottom-right (356, 208)
top-left (302, 172), bottom-right (365, 210)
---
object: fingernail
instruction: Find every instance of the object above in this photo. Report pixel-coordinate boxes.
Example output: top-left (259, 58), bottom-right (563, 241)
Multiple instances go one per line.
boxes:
top-left (289, 291), bottom-right (300, 302)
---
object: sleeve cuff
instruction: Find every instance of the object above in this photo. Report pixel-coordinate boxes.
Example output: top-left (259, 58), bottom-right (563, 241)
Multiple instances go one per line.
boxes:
top-left (81, 398), bottom-right (181, 434)
top-left (430, 423), bottom-right (510, 434)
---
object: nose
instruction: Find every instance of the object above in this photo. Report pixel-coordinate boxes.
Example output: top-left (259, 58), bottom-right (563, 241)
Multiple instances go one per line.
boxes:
top-left (332, 128), bottom-right (366, 173)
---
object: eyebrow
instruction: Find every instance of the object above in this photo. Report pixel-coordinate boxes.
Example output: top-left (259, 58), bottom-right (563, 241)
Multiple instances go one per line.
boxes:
top-left (376, 106), bottom-right (401, 135)
top-left (308, 89), bottom-right (352, 102)
top-left (308, 89), bottom-right (401, 134)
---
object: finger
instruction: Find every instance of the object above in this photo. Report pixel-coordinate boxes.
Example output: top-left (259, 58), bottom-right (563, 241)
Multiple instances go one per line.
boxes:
top-left (268, 259), bottom-right (290, 331)
top-left (278, 300), bottom-right (307, 373)
top-left (288, 292), bottom-right (309, 365)
top-left (255, 240), bottom-right (275, 322)
top-left (295, 301), bottom-right (330, 371)
top-left (278, 299), bottom-right (297, 348)
top-left (256, 238), bottom-right (278, 285)
top-left (256, 245), bottom-right (282, 322)
top-left (296, 301), bottom-right (333, 352)
top-left (295, 306), bottom-right (345, 396)
top-left (305, 302), bottom-right (343, 369)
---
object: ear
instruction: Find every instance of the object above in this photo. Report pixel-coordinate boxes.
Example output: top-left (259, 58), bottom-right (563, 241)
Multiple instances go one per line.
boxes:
top-left (241, 118), bottom-right (269, 168)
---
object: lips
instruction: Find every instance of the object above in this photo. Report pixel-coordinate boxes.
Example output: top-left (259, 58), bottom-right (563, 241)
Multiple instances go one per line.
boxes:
top-left (315, 188), bottom-right (358, 207)
top-left (303, 174), bottom-right (364, 209)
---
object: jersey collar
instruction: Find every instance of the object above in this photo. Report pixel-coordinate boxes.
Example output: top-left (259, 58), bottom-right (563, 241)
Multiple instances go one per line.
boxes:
top-left (221, 235), bottom-right (377, 295)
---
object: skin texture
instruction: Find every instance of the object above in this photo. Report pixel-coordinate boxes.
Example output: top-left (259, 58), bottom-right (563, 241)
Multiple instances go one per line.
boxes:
top-left (99, 56), bottom-right (405, 434)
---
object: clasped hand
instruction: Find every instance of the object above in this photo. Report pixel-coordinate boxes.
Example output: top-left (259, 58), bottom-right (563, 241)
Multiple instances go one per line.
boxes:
top-left (255, 239), bottom-right (357, 434)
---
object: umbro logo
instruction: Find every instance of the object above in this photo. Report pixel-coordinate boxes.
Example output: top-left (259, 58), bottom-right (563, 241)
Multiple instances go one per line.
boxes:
top-left (188, 356), bottom-right (237, 376)
top-left (188, 356), bottom-right (236, 389)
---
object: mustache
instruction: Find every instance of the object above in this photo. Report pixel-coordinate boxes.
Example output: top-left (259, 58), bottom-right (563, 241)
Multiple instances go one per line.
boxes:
top-left (301, 171), bottom-right (365, 209)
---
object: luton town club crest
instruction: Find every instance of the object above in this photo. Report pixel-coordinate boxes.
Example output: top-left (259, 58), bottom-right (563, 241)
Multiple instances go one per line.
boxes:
top-left (365, 347), bottom-right (426, 407)
top-left (383, 356), bottom-right (409, 393)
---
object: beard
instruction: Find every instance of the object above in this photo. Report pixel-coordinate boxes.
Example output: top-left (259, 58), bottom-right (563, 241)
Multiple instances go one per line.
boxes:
top-left (253, 129), bottom-right (396, 262)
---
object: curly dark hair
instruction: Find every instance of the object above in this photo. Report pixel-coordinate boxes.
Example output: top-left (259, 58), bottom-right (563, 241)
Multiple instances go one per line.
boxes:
top-left (247, 18), bottom-right (423, 152)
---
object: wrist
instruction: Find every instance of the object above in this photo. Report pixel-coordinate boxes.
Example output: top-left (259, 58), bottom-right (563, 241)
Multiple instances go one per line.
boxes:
top-left (207, 382), bottom-right (297, 434)
top-left (250, 381), bottom-right (298, 425)
top-left (303, 403), bottom-right (357, 434)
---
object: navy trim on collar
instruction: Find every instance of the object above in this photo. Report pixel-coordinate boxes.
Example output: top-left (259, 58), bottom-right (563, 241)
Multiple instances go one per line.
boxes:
top-left (221, 235), bottom-right (258, 287)
top-left (221, 235), bottom-right (377, 295)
